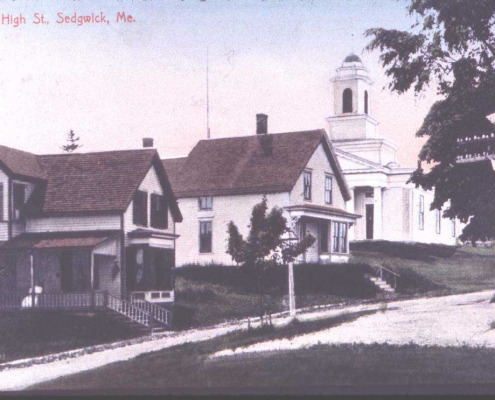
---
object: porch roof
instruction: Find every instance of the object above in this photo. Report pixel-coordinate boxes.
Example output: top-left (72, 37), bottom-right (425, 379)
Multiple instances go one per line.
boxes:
top-left (0, 231), bottom-right (119, 250)
top-left (285, 204), bottom-right (361, 220)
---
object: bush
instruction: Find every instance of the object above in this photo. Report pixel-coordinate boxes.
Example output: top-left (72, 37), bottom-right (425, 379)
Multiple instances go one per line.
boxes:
top-left (175, 262), bottom-right (378, 299)
top-left (350, 240), bottom-right (458, 261)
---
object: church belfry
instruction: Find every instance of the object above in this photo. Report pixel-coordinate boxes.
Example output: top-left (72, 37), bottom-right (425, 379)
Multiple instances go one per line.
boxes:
top-left (327, 54), bottom-right (379, 141)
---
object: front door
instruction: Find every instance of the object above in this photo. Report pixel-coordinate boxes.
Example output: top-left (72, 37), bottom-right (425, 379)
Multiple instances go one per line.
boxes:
top-left (366, 204), bottom-right (374, 239)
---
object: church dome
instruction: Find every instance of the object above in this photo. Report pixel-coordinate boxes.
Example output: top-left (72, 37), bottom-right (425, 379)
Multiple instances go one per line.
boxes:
top-left (344, 53), bottom-right (362, 63)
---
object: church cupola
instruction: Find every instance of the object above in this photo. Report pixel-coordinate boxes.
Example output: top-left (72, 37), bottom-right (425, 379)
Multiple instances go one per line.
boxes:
top-left (326, 54), bottom-right (379, 141)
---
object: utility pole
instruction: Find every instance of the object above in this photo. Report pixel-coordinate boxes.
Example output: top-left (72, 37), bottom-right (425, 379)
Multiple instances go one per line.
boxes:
top-left (206, 47), bottom-right (211, 139)
top-left (288, 261), bottom-right (296, 318)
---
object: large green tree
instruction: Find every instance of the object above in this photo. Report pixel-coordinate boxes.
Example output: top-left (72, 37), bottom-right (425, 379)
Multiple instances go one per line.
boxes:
top-left (226, 196), bottom-right (315, 321)
top-left (366, 0), bottom-right (495, 240)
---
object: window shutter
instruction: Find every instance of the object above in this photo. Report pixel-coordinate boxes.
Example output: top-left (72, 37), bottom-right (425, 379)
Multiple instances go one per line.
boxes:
top-left (162, 196), bottom-right (168, 229)
top-left (133, 191), bottom-right (148, 226)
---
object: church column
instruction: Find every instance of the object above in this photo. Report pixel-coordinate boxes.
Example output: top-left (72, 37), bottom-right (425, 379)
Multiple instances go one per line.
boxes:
top-left (373, 187), bottom-right (383, 239)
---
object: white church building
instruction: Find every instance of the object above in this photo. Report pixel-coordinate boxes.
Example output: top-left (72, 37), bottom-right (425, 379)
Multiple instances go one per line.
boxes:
top-left (327, 54), bottom-right (460, 245)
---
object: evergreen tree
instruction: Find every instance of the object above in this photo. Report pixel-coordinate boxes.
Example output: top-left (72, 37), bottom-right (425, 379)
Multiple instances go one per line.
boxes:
top-left (61, 129), bottom-right (83, 153)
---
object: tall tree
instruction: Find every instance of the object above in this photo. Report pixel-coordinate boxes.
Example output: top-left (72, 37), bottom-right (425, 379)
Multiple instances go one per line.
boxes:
top-left (227, 196), bottom-right (315, 322)
top-left (366, 0), bottom-right (495, 240)
top-left (61, 129), bottom-right (83, 153)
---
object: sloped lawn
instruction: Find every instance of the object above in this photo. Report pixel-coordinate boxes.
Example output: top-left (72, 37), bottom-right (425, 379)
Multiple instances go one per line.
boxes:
top-left (0, 311), bottom-right (142, 363)
top-left (30, 310), bottom-right (495, 393)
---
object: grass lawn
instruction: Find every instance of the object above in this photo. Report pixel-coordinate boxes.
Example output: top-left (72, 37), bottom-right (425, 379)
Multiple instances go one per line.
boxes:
top-left (30, 310), bottom-right (495, 393)
top-left (0, 311), bottom-right (142, 363)
top-left (350, 241), bottom-right (495, 295)
top-left (173, 243), bottom-right (495, 328)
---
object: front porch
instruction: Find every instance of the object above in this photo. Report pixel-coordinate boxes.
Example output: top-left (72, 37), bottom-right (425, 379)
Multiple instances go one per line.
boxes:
top-left (0, 231), bottom-right (175, 328)
top-left (285, 204), bottom-right (360, 263)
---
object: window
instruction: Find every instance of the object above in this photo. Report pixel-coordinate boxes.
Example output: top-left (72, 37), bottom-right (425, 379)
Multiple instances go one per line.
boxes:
top-left (319, 221), bottom-right (329, 253)
top-left (303, 171), bottom-right (312, 200)
top-left (332, 222), bottom-right (348, 254)
top-left (435, 209), bottom-right (441, 234)
top-left (364, 90), bottom-right (369, 114)
top-left (451, 220), bottom-right (456, 237)
top-left (325, 176), bottom-right (333, 204)
top-left (199, 196), bottom-right (213, 210)
top-left (135, 248), bottom-right (145, 287)
top-left (133, 190), bottom-right (148, 226)
top-left (343, 88), bottom-right (353, 113)
top-left (12, 183), bottom-right (25, 221)
top-left (151, 193), bottom-right (168, 229)
top-left (365, 190), bottom-right (374, 199)
top-left (418, 195), bottom-right (424, 230)
top-left (0, 184), bottom-right (3, 221)
top-left (199, 221), bottom-right (212, 253)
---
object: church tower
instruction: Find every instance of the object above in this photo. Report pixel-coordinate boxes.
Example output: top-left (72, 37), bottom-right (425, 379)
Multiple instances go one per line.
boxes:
top-left (327, 54), bottom-right (398, 165)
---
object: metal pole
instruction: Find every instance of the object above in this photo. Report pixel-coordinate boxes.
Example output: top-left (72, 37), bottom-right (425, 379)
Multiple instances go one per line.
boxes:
top-left (30, 252), bottom-right (35, 308)
top-left (288, 261), bottom-right (296, 318)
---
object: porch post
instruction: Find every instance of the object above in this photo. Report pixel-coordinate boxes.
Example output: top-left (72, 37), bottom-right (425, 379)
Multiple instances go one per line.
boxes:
top-left (346, 187), bottom-right (355, 241)
top-left (30, 252), bottom-right (35, 308)
top-left (373, 187), bottom-right (383, 239)
top-left (288, 261), bottom-right (296, 318)
top-left (90, 250), bottom-right (95, 309)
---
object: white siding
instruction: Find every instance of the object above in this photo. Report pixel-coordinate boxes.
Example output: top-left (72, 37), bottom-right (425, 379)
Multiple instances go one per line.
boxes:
top-left (123, 165), bottom-right (176, 245)
top-left (289, 143), bottom-right (347, 210)
top-left (175, 192), bottom-right (291, 266)
top-left (0, 168), bottom-right (8, 241)
top-left (26, 215), bottom-right (121, 233)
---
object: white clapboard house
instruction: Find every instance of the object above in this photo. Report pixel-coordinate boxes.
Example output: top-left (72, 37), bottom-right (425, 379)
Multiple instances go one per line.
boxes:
top-left (163, 117), bottom-right (359, 267)
top-left (327, 54), bottom-right (462, 244)
top-left (0, 142), bottom-right (182, 332)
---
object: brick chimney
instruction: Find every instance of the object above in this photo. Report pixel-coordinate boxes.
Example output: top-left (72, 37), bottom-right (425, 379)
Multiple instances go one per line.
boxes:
top-left (142, 138), bottom-right (154, 148)
top-left (256, 113), bottom-right (268, 135)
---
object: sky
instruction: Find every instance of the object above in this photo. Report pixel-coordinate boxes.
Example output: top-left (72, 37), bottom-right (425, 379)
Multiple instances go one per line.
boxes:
top-left (0, 0), bottom-right (439, 166)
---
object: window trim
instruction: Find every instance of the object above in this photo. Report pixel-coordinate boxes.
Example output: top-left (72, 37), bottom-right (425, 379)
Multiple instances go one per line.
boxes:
top-left (332, 221), bottom-right (348, 254)
top-left (325, 174), bottom-right (333, 205)
top-left (303, 170), bottom-right (312, 201)
top-left (199, 220), bottom-right (213, 254)
top-left (198, 196), bottom-right (213, 211)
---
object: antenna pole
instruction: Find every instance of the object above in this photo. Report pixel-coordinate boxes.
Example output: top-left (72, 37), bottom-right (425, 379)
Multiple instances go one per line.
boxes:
top-left (206, 47), bottom-right (211, 139)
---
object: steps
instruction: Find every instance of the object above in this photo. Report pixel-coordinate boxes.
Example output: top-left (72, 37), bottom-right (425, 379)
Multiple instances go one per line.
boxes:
top-left (367, 275), bottom-right (396, 295)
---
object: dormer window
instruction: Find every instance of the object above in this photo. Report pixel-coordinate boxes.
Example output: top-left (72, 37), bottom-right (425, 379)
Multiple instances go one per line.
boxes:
top-left (343, 88), bottom-right (353, 113)
top-left (12, 183), bottom-right (25, 221)
top-left (133, 190), bottom-right (148, 227)
top-left (199, 196), bottom-right (212, 210)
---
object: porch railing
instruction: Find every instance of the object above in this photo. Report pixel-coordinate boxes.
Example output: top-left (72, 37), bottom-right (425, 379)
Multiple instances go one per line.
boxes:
top-left (130, 299), bottom-right (172, 327)
top-left (0, 293), bottom-right (23, 310)
top-left (106, 293), bottom-right (152, 327)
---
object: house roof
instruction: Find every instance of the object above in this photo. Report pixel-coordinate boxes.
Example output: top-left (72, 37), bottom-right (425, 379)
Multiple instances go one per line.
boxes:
top-left (162, 130), bottom-right (350, 200)
top-left (0, 146), bottom-right (182, 221)
top-left (0, 231), bottom-right (119, 250)
top-left (0, 145), bottom-right (45, 181)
